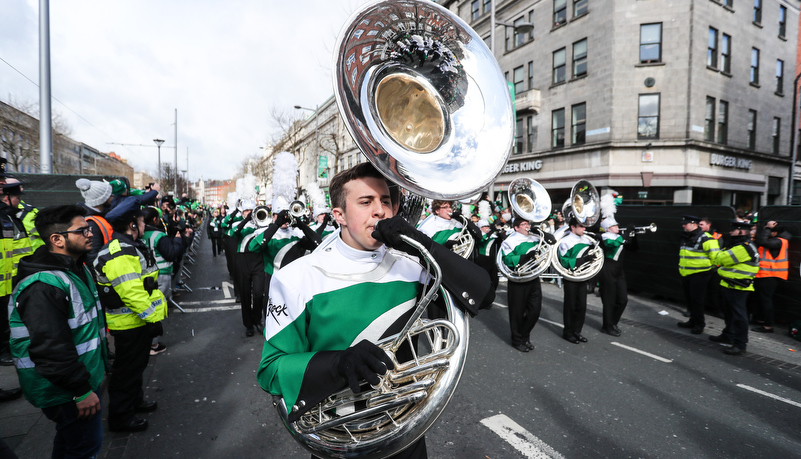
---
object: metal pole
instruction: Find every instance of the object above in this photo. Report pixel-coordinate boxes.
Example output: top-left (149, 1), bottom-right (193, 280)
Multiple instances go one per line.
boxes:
top-left (154, 139), bottom-right (164, 183)
top-left (174, 109), bottom-right (178, 195)
top-left (38, 0), bottom-right (52, 174)
top-left (314, 104), bottom-right (319, 180)
top-left (788, 73), bottom-right (801, 204)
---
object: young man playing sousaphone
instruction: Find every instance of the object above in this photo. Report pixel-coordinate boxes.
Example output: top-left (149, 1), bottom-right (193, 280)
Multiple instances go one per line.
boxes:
top-left (257, 162), bottom-right (493, 459)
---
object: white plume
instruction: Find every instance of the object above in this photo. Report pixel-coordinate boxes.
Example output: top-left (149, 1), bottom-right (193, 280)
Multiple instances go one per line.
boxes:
top-left (227, 191), bottom-right (239, 206)
top-left (272, 152), bottom-right (298, 204)
top-left (306, 182), bottom-right (327, 210)
top-left (262, 183), bottom-right (272, 203)
top-left (600, 192), bottom-right (617, 219)
top-left (235, 174), bottom-right (258, 201)
top-left (478, 200), bottom-right (492, 221)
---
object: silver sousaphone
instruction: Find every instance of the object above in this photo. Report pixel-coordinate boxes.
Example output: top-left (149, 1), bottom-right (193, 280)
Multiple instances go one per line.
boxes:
top-left (496, 178), bottom-right (553, 282)
top-left (276, 1), bottom-right (515, 458)
top-left (549, 180), bottom-right (605, 281)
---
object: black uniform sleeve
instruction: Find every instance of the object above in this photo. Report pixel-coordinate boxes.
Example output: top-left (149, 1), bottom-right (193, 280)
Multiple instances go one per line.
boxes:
top-left (16, 282), bottom-right (94, 397)
top-left (288, 351), bottom-right (346, 423)
top-left (427, 242), bottom-right (494, 316)
top-left (156, 233), bottom-right (186, 262)
top-left (296, 221), bottom-right (322, 251)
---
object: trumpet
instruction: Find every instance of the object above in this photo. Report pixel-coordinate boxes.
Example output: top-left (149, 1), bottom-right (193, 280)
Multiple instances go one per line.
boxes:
top-left (628, 223), bottom-right (657, 237)
top-left (288, 200), bottom-right (309, 226)
top-left (252, 205), bottom-right (271, 228)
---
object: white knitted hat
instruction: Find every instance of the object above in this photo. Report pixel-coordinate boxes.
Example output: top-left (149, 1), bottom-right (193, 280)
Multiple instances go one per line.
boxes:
top-left (76, 179), bottom-right (112, 207)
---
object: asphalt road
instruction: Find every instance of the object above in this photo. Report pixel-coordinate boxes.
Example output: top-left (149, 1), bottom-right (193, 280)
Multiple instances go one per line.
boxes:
top-left (3, 233), bottom-right (801, 458)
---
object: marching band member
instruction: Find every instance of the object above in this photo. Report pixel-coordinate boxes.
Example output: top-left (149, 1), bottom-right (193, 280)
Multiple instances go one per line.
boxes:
top-left (417, 200), bottom-right (481, 257)
top-left (257, 163), bottom-right (492, 459)
top-left (475, 219), bottom-right (501, 292)
top-left (557, 217), bottom-right (596, 344)
top-left (709, 221), bottom-right (759, 355)
top-left (310, 207), bottom-right (336, 239)
top-left (598, 217), bottom-right (638, 336)
top-left (220, 204), bottom-right (242, 301)
top-left (232, 200), bottom-right (262, 337)
top-left (500, 217), bottom-right (546, 352)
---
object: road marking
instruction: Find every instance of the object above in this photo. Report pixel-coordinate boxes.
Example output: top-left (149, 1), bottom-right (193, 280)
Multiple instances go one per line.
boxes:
top-left (538, 318), bottom-right (564, 329)
top-left (493, 301), bottom-right (507, 309)
top-left (175, 305), bottom-right (241, 313)
top-left (737, 384), bottom-right (801, 408)
top-left (480, 414), bottom-right (565, 459)
top-left (611, 342), bottom-right (672, 363)
top-left (221, 281), bottom-right (234, 299)
top-left (177, 299), bottom-right (236, 306)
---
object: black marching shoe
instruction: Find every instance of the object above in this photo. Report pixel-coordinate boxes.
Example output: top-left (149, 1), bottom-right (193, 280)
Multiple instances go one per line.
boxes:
top-left (0, 351), bottom-right (13, 366)
top-left (245, 327), bottom-right (255, 337)
top-left (602, 326), bottom-right (621, 337)
top-left (709, 334), bottom-right (733, 344)
top-left (574, 333), bottom-right (588, 343)
top-left (513, 343), bottom-right (530, 353)
top-left (110, 417), bottom-right (148, 433)
top-left (751, 326), bottom-right (774, 333)
top-left (525, 341), bottom-right (535, 351)
top-left (723, 346), bottom-right (745, 356)
top-left (135, 400), bottom-right (158, 413)
top-left (691, 327), bottom-right (704, 335)
top-left (563, 334), bottom-right (580, 344)
top-left (0, 387), bottom-right (22, 403)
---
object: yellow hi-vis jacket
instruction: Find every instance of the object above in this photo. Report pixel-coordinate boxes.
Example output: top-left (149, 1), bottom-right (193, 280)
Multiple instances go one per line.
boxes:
top-left (678, 229), bottom-right (720, 277)
top-left (717, 241), bottom-right (760, 291)
top-left (93, 235), bottom-right (167, 330)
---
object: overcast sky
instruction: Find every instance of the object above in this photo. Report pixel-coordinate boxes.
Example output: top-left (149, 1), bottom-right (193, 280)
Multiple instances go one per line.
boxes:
top-left (0, 0), bottom-right (374, 182)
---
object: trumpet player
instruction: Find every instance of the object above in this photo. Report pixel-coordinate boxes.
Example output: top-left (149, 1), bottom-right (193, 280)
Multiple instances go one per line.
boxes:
top-left (598, 218), bottom-right (638, 337)
top-left (557, 218), bottom-right (597, 344)
top-left (309, 207), bottom-right (336, 239)
top-left (500, 218), bottom-right (551, 352)
top-left (232, 200), bottom-right (263, 337)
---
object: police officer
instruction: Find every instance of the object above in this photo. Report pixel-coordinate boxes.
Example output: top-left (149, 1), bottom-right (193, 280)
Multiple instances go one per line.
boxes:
top-left (93, 201), bottom-right (166, 432)
top-left (0, 178), bottom-right (31, 366)
top-left (709, 221), bottom-right (760, 355)
top-left (677, 215), bottom-right (720, 335)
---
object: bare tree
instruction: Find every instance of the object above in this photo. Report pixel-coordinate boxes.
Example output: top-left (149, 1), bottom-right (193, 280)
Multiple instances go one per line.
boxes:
top-left (0, 98), bottom-right (75, 173)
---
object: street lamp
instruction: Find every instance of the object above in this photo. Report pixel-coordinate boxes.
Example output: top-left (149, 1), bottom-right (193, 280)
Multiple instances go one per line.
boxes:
top-left (294, 104), bottom-right (320, 180)
top-left (181, 169), bottom-right (188, 196)
top-left (490, 5), bottom-right (534, 54)
top-left (153, 139), bottom-right (164, 184)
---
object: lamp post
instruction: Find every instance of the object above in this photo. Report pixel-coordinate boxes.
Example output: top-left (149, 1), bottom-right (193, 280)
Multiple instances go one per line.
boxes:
top-left (490, 4), bottom-right (534, 55)
top-left (153, 139), bottom-right (164, 184)
top-left (294, 104), bottom-right (320, 182)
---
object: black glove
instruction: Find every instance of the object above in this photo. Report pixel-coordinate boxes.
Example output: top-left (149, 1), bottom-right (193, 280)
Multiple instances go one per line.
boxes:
top-left (335, 340), bottom-right (394, 394)
top-left (450, 209), bottom-right (463, 221)
top-left (443, 240), bottom-right (459, 250)
top-left (321, 212), bottom-right (331, 227)
top-left (148, 321), bottom-right (164, 338)
top-left (543, 233), bottom-right (557, 245)
top-left (372, 215), bottom-right (434, 254)
top-left (575, 254), bottom-right (593, 268)
top-left (519, 251), bottom-right (536, 266)
top-left (274, 209), bottom-right (291, 227)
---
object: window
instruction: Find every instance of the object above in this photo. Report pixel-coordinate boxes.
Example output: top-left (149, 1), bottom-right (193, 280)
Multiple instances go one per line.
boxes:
top-left (772, 117), bottom-right (780, 154)
top-left (552, 109), bottom-right (565, 147)
top-left (572, 103), bottom-right (586, 145)
top-left (483, 0), bottom-right (492, 14)
top-left (574, 0), bottom-right (588, 17)
top-left (471, 0), bottom-right (480, 21)
top-left (776, 60), bottom-right (784, 94)
top-left (553, 48), bottom-right (566, 84)
top-left (723, 0), bottom-right (732, 6)
top-left (704, 97), bottom-right (716, 141)
top-left (515, 118), bottom-right (524, 154)
top-left (514, 65), bottom-right (525, 94)
top-left (554, 0), bottom-right (567, 26)
top-left (528, 61), bottom-right (534, 89)
top-left (750, 48), bottom-right (759, 85)
top-left (527, 116), bottom-right (536, 151)
top-left (528, 11), bottom-right (535, 40)
top-left (513, 16), bottom-right (528, 48)
top-left (638, 94), bottom-right (660, 139)
top-left (753, 0), bottom-right (761, 24)
top-left (707, 27), bottom-right (718, 68)
top-left (640, 24), bottom-right (662, 63)
top-left (721, 34), bottom-right (731, 73)
top-left (573, 39), bottom-right (587, 78)
top-left (779, 5), bottom-right (787, 37)
top-left (348, 155), bottom-right (353, 168)
top-left (717, 100), bottom-right (728, 144)
top-left (747, 110), bottom-right (757, 150)
top-left (483, 35), bottom-right (491, 49)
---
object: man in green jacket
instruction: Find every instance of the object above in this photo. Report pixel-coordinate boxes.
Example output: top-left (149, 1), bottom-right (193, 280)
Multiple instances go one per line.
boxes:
top-left (709, 220), bottom-right (760, 355)
top-left (8, 204), bottom-right (108, 457)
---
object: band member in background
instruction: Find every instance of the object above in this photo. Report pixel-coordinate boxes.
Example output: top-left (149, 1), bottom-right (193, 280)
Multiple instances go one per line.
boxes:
top-left (257, 162), bottom-right (492, 459)
top-left (475, 219), bottom-right (502, 292)
top-left (310, 207), bottom-right (336, 240)
top-left (208, 208), bottom-right (223, 258)
top-left (677, 215), bottom-right (720, 335)
top-left (557, 218), bottom-right (595, 344)
top-left (752, 220), bottom-right (791, 333)
top-left (709, 221), bottom-right (759, 355)
top-left (221, 205), bottom-right (242, 302)
top-left (232, 200), bottom-right (262, 337)
top-left (500, 217), bottom-right (551, 352)
top-left (598, 217), bottom-right (638, 336)
top-left (417, 200), bottom-right (481, 257)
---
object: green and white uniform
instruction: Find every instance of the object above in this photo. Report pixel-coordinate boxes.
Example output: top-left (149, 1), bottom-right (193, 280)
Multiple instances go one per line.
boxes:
top-left (257, 236), bottom-right (426, 420)
top-left (500, 231), bottom-right (540, 269)
top-left (601, 232), bottom-right (625, 260)
top-left (248, 225), bottom-right (304, 275)
top-left (557, 232), bottom-right (594, 270)
top-left (417, 214), bottom-right (463, 246)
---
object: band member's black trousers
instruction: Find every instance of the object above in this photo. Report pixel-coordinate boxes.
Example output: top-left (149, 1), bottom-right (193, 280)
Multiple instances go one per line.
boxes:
top-left (754, 277), bottom-right (779, 326)
top-left (507, 279), bottom-right (542, 346)
top-left (210, 237), bottom-right (222, 257)
top-left (562, 280), bottom-right (587, 337)
top-left (682, 270), bottom-right (711, 328)
top-left (599, 259), bottom-right (627, 328)
top-left (223, 236), bottom-right (239, 297)
top-left (721, 288), bottom-right (750, 350)
top-left (108, 325), bottom-right (151, 428)
top-left (236, 251), bottom-right (265, 331)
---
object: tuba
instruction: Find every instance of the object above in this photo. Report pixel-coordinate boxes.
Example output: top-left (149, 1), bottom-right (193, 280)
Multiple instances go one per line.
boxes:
top-left (549, 180), bottom-right (605, 282)
top-left (277, 1), bottom-right (514, 458)
top-left (252, 205), bottom-right (271, 228)
top-left (450, 193), bottom-right (482, 259)
top-left (496, 178), bottom-right (553, 282)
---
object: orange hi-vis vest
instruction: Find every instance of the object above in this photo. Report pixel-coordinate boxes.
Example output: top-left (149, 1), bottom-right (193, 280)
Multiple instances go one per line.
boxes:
top-left (757, 238), bottom-right (789, 280)
top-left (85, 215), bottom-right (113, 245)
